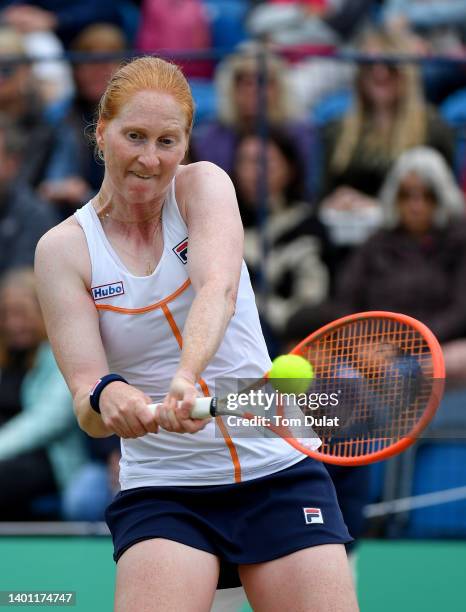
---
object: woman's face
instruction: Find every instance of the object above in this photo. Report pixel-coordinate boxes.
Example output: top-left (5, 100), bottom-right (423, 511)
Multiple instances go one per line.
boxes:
top-left (235, 136), bottom-right (292, 204)
top-left (0, 284), bottom-right (44, 350)
top-left (358, 61), bottom-right (403, 111)
top-left (96, 90), bottom-right (189, 206)
top-left (232, 70), bottom-right (279, 124)
top-left (397, 172), bottom-right (437, 236)
top-left (0, 62), bottom-right (29, 108)
top-left (74, 60), bottom-right (121, 104)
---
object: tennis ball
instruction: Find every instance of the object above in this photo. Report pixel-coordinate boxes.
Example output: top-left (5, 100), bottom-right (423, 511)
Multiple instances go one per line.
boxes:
top-left (269, 354), bottom-right (314, 395)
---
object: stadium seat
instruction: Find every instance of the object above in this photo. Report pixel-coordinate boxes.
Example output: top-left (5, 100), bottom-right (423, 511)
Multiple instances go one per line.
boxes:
top-left (367, 460), bottom-right (387, 504)
top-left (311, 89), bottom-right (353, 126)
top-left (440, 87), bottom-right (466, 178)
top-left (379, 386), bottom-right (466, 539)
top-left (117, 0), bottom-right (141, 45)
top-left (440, 86), bottom-right (466, 125)
top-left (203, 0), bottom-right (249, 51)
top-left (402, 441), bottom-right (466, 538)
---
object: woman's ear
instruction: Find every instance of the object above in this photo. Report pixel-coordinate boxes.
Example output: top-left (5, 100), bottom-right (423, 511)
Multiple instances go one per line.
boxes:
top-left (95, 119), bottom-right (106, 154)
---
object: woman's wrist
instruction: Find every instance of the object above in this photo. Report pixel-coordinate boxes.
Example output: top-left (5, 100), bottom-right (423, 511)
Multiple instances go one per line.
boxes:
top-left (174, 367), bottom-right (197, 384)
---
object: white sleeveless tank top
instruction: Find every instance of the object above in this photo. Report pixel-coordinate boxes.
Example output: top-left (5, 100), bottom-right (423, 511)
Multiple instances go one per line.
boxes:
top-left (74, 178), bottom-right (306, 487)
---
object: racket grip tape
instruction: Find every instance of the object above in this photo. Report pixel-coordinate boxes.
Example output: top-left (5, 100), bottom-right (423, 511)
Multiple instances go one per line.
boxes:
top-left (148, 396), bottom-right (217, 419)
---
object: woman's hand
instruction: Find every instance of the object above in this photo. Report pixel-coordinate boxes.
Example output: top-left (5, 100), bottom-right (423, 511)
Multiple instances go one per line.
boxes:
top-left (98, 381), bottom-right (159, 439)
top-left (321, 186), bottom-right (379, 211)
top-left (156, 370), bottom-right (211, 434)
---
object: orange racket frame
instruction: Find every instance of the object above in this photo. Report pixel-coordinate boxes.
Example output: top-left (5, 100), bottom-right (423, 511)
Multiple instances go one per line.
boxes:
top-left (283, 311), bottom-right (445, 466)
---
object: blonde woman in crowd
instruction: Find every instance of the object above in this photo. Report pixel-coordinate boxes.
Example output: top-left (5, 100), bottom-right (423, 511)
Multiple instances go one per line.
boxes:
top-left (318, 28), bottom-right (454, 256)
top-left (191, 43), bottom-right (314, 195)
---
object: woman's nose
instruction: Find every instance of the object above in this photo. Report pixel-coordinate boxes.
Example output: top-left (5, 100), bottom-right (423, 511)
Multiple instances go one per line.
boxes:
top-left (137, 145), bottom-right (161, 171)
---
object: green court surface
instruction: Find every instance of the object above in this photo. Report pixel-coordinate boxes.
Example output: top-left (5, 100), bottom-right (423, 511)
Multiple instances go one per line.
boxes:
top-left (0, 537), bottom-right (465, 611)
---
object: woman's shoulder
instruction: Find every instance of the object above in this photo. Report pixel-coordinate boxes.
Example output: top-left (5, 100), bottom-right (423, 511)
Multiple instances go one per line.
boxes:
top-left (36, 213), bottom-right (87, 255)
top-left (35, 212), bottom-right (91, 285)
top-left (175, 162), bottom-right (239, 227)
top-left (176, 161), bottom-right (233, 198)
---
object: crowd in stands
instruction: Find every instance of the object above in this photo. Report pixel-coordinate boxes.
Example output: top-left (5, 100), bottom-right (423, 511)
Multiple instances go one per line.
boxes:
top-left (0, 0), bottom-right (465, 540)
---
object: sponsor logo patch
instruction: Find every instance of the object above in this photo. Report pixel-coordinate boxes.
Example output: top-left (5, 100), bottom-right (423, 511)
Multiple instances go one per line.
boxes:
top-left (172, 237), bottom-right (188, 264)
top-left (91, 281), bottom-right (124, 301)
top-left (303, 507), bottom-right (324, 524)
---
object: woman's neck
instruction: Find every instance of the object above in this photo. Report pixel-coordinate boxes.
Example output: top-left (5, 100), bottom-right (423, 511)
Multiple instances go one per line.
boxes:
top-left (94, 189), bottom-right (165, 226)
top-left (370, 107), bottom-right (395, 132)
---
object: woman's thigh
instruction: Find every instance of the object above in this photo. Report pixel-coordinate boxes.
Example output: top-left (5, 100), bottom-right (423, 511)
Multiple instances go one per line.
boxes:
top-left (115, 538), bottom-right (220, 612)
top-left (239, 543), bottom-right (358, 612)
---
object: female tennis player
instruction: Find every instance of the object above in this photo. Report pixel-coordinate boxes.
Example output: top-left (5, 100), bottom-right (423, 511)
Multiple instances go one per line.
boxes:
top-left (34, 56), bottom-right (358, 611)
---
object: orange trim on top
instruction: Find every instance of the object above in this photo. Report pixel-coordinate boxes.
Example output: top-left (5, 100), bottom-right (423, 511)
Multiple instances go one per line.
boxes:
top-left (215, 417), bottom-right (242, 482)
top-left (160, 303), bottom-right (242, 483)
top-left (198, 378), bottom-right (210, 397)
top-left (161, 304), bottom-right (183, 349)
top-left (95, 279), bottom-right (191, 314)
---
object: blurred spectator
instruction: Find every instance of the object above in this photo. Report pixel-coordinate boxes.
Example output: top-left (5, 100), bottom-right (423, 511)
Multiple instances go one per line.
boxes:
top-left (21, 29), bottom-right (74, 108)
top-left (383, 0), bottom-right (466, 52)
top-left (63, 434), bottom-right (120, 521)
top-left (0, 267), bottom-right (86, 520)
top-left (136, 0), bottom-right (212, 78)
top-left (0, 26), bottom-right (77, 188)
top-left (382, 0), bottom-right (466, 102)
top-left (0, 1), bottom-right (122, 48)
top-left (233, 129), bottom-right (333, 333)
top-left (335, 146), bottom-right (466, 379)
top-left (318, 28), bottom-right (454, 261)
top-left (38, 23), bottom-right (127, 216)
top-left (0, 120), bottom-right (58, 275)
top-left (248, 1), bottom-right (379, 112)
top-left (248, 0), bottom-right (377, 46)
top-left (191, 44), bottom-right (314, 195)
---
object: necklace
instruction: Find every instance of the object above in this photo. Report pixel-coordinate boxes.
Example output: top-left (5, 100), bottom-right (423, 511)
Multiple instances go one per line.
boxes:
top-left (99, 210), bottom-right (163, 224)
top-left (95, 196), bottom-right (163, 276)
top-left (95, 193), bottom-right (163, 225)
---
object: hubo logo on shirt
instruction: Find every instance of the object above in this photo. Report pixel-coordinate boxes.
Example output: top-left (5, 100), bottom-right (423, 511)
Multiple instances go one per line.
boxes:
top-left (172, 237), bottom-right (188, 264)
top-left (91, 281), bottom-right (125, 301)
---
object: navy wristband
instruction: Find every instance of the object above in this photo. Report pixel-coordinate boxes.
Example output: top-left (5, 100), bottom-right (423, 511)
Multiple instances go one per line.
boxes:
top-left (89, 373), bottom-right (128, 414)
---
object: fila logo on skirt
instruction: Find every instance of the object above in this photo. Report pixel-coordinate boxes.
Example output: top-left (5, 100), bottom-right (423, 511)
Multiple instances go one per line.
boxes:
top-left (303, 507), bottom-right (324, 524)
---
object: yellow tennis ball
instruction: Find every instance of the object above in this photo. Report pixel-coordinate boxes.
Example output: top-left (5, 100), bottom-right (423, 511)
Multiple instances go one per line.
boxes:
top-left (269, 354), bottom-right (314, 395)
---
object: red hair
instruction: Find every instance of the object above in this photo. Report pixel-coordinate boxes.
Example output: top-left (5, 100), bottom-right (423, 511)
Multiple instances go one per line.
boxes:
top-left (98, 56), bottom-right (194, 133)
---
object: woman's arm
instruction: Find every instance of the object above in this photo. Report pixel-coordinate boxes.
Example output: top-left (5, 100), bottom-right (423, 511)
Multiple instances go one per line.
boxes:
top-left (178, 162), bottom-right (243, 380)
top-left (157, 162), bottom-right (244, 430)
top-left (34, 221), bottom-right (159, 439)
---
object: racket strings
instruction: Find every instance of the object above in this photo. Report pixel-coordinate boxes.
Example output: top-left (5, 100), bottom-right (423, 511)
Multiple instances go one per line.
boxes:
top-left (295, 318), bottom-right (436, 458)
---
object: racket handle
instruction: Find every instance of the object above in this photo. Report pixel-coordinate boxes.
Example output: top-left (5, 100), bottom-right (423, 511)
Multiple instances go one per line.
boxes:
top-left (148, 397), bottom-right (217, 419)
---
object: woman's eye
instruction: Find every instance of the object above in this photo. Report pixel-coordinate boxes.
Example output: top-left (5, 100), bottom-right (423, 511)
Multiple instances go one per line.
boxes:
top-left (127, 132), bottom-right (142, 141)
top-left (160, 137), bottom-right (175, 146)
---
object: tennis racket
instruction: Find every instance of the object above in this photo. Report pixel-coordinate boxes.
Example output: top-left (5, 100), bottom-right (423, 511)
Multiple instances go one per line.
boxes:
top-left (150, 311), bottom-right (445, 466)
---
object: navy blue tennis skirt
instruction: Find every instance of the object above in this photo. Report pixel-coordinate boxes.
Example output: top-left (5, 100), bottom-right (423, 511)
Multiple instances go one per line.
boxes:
top-left (105, 457), bottom-right (352, 589)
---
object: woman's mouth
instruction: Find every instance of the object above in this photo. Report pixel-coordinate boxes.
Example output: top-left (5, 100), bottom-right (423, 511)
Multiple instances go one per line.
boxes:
top-left (131, 171), bottom-right (153, 179)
